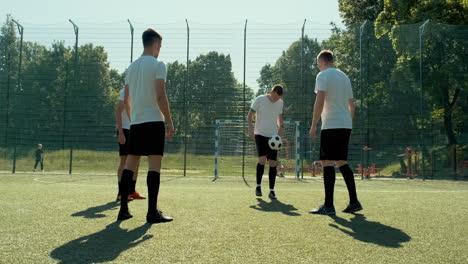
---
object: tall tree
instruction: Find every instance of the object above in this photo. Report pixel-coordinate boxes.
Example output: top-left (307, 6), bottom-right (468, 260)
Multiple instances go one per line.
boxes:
top-left (338, 0), bottom-right (384, 24)
top-left (376, 0), bottom-right (468, 145)
top-left (256, 36), bottom-right (321, 122)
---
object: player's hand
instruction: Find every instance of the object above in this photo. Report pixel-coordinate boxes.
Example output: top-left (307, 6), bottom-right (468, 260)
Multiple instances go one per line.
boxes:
top-left (278, 127), bottom-right (285, 137)
top-left (118, 132), bottom-right (126, 145)
top-left (248, 127), bottom-right (254, 139)
top-left (309, 127), bottom-right (317, 140)
top-left (166, 124), bottom-right (175, 140)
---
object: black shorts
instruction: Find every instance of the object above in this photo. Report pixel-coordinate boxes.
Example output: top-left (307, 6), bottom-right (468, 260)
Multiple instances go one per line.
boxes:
top-left (128, 122), bottom-right (165, 156)
top-left (118, 129), bottom-right (130, 156)
top-left (320, 129), bottom-right (352, 161)
top-left (255, 135), bottom-right (278, 161)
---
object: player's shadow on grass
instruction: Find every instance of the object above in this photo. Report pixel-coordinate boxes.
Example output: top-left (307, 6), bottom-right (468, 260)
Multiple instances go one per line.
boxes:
top-left (71, 201), bottom-right (119, 219)
top-left (329, 213), bottom-right (411, 248)
top-left (50, 222), bottom-right (152, 264)
top-left (250, 198), bottom-right (301, 216)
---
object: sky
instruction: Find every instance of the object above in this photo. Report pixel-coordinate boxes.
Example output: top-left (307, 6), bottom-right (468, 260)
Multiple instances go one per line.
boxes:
top-left (1, 0), bottom-right (345, 91)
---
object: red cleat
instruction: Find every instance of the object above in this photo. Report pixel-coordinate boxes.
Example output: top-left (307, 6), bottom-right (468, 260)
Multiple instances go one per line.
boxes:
top-left (129, 191), bottom-right (146, 200)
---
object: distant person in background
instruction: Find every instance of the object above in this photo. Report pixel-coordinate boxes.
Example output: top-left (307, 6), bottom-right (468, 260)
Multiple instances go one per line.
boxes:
top-left (33, 144), bottom-right (44, 172)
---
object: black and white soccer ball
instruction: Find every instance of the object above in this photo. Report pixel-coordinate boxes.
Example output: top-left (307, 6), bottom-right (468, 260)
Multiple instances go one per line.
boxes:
top-left (268, 135), bottom-right (282, 150)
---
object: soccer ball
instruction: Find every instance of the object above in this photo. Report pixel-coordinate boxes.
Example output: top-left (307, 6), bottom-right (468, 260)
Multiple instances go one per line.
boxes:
top-left (268, 135), bottom-right (282, 150)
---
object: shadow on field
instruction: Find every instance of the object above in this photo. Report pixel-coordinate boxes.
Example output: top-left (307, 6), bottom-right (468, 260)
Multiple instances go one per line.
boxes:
top-left (71, 201), bottom-right (119, 219)
top-left (250, 198), bottom-right (301, 216)
top-left (50, 222), bottom-right (152, 263)
top-left (329, 214), bottom-right (411, 248)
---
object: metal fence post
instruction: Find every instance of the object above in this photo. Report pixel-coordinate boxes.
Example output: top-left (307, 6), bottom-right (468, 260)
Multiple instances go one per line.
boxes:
top-left (127, 19), bottom-right (134, 63)
top-left (242, 20), bottom-right (248, 180)
top-left (69, 19), bottom-right (79, 175)
top-left (184, 19), bottom-right (190, 177)
top-left (300, 19), bottom-right (306, 178)
top-left (419, 19), bottom-right (430, 180)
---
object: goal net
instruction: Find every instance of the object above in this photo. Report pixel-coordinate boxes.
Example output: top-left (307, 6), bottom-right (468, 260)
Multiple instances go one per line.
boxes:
top-left (214, 120), bottom-right (300, 180)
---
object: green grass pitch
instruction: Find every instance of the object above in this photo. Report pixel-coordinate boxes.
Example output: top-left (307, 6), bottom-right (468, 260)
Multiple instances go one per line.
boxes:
top-left (0, 173), bottom-right (467, 263)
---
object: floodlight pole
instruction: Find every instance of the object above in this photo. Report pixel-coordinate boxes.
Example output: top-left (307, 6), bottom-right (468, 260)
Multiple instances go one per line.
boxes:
top-left (419, 19), bottom-right (429, 180)
top-left (128, 19), bottom-right (134, 63)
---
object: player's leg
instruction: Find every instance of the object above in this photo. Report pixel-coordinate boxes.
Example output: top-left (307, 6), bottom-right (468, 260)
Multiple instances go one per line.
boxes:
top-left (146, 122), bottom-right (172, 223)
top-left (255, 135), bottom-right (268, 197)
top-left (322, 160), bottom-right (336, 208)
top-left (40, 159), bottom-right (44, 172)
top-left (118, 154), bottom-right (140, 220)
top-left (33, 159), bottom-right (39, 172)
top-left (336, 160), bottom-right (360, 212)
top-left (335, 129), bottom-right (362, 213)
top-left (310, 129), bottom-right (336, 215)
top-left (116, 155), bottom-right (126, 201)
top-left (146, 155), bottom-right (163, 219)
top-left (129, 160), bottom-right (146, 199)
top-left (267, 149), bottom-right (278, 200)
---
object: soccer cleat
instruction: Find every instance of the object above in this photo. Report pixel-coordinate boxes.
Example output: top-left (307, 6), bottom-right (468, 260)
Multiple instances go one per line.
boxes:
top-left (117, 209), bottom-right (133, 221)
top-left (268, 191), bottom-right (277, 200)
top-left (255, 186), bottom-right (262, 197)
top-left (146, 210), bottom-right (173, 224)
top-left (309, 205), bottom-right (336, 215)
top-left (342, 201), bottom-right (363, 213)
top-left (129, 191), bottom-right (146, 200)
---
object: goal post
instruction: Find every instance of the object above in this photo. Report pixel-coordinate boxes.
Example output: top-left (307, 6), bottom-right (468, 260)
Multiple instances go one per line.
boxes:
top-left (214, 119), bottom-right (300, 180)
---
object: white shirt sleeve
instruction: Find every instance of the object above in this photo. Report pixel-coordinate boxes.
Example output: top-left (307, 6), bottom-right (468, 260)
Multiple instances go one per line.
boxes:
top-left (315, 72), bottom-right (327, 93)
top-left (280, 100), bottom-right (284, 115)
top-left (250, 96), bottom-right (260, 112)
top-left (155, 61), bottom-right (167, 80)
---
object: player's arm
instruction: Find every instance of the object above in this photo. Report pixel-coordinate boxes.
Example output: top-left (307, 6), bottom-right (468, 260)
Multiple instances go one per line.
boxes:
top-left (124, 84), bottom-right (131, 121)
top-left (348, 99), bottom-right (355, 120)
top-left (115, 99), bottom-right (126, 144)
top-left (310, 91), bottom-right (326, 140)
top-left (277, 114), bottom-right (284, 137)
top-left (155, 79), bottom-right (174, 140)
top-left (247, 109), bottom-right (255, 139)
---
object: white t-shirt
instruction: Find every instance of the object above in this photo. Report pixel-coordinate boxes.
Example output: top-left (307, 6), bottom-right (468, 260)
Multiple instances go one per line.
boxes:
top-left (250, 95), bottom-right (283, 137)
top-left (125, 56), bottom-right (167, 125)
top-left (315, 68), bottom-right (353, 130)
top-left (118, 88), bottom-right (131, 130)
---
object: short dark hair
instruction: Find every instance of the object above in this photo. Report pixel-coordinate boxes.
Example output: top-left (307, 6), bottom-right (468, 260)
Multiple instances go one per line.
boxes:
top-left (317, 50), bottom-right (334, 63)
top-left (142, 28), bottom-right (162, 48)
top-left (271, 85), bottom-right (283, 96)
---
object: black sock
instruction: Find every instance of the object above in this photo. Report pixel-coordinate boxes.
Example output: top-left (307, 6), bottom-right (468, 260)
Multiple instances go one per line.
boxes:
top-left (323, 166), bottom-right (336, 208)
top-left (340, 164), bottom-right (358, 204)
top-left (130, 180), bottom-right (136, 194)
top-left (117, 181), bottom-right (121, 196)
top-left (256, 163), bottom-right (265, 185)
top-left (120, 169), bottom-right (134, 211)
top-left (269, 166), bottom-right (277, 190)
top-left (147, 171), bottom-right (160, 215)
